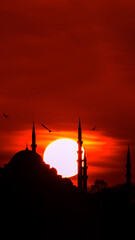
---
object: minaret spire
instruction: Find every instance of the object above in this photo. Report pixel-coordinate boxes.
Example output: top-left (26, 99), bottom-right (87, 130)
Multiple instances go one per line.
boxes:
top-left (31, 122), bottom-right (37, 152)
top-left (82, 149), bottom-right (88, 193)
top-left (126, 145), bottom-right (131, 205)
top-left (77, 118), bottom-right (83, 191)
top-left (26, 143), bottom-right (28, 151)
top-left (78, 118), bottom-right (82, 142)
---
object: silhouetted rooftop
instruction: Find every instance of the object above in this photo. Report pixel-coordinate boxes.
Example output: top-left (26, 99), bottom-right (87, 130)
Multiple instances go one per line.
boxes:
top-left (5, 149), bottom-right (43, 169)
top-left (3, 148), bottom-right (73, 192)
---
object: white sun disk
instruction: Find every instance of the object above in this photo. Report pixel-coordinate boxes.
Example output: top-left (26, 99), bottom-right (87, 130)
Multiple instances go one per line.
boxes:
top-left (43, 139), bottom-right (78, 177)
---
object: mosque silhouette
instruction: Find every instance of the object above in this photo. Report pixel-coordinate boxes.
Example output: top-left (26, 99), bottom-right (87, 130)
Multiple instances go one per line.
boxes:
top-left (3, 120), bottom-right (88, 193)
top-left (0, 121), bottom-right (134, 239)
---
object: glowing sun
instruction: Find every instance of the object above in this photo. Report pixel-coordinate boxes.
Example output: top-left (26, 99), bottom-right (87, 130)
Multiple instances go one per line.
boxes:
top-left (43, 139), bottom-right (78, 177)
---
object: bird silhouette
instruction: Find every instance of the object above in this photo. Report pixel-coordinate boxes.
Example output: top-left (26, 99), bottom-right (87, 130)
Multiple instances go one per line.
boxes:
top-left (3, 113), bottom-right (8, 118)
top-left (91, 126), bottom-right (96, 131)
top-left (41, 123), bottom-right (52, 132)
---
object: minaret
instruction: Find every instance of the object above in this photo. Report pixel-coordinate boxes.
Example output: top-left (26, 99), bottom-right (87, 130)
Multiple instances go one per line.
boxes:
top-left (82, 149), bottom-right (88, 193)
top-left (77, 119), bottom-right (83, 191)
top-left (26, 143), bottom-right (28, 151)
top-left (126, 145), bottom-right (131, 205)
top-left (31, 122), bottom-right (37, 152)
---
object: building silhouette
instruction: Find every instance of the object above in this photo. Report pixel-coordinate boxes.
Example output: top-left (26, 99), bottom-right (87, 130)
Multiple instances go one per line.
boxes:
top-left (77, 119), bottom-right (83, 191)
top-left (0, 122), bottom-right (135, 239)
top-left (77, 119), bottom-right (88, 192)
top-left (31, 122), bottom-right (37, 152)
top-left (0, 123), bottom-right (78, 239)
top-left (82, 149), bottom-right (88, 193)
top-left (126, 145), bottom-right (131, 205)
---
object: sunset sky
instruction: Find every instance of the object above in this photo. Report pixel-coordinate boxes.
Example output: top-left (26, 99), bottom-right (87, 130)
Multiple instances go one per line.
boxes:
top-left (1, 0), bottom-right (135, 186)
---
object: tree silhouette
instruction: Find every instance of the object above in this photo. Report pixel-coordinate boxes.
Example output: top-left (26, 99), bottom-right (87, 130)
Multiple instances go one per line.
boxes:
top-left (91, 179), bottom-right (108, 193)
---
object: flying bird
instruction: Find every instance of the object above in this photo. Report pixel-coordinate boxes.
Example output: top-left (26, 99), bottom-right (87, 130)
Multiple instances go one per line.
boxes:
top-left (3, 113), bottom-right (8, 118)
top-left (91, 126), bottom-right (96, 131)
top-left (41, 123), bottom-right (52, 132)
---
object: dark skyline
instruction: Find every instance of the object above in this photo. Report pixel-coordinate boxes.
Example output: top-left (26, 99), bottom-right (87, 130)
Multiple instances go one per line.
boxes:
top-left (0, 122), bottom-right (134, 239)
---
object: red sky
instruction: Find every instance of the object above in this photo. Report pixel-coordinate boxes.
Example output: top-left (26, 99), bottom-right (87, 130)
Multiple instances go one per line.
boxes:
top-left (0, 0), bottom-right (135, 187)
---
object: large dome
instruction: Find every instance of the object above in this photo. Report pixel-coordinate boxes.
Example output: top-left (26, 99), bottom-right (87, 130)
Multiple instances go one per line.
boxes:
top-left (8, 149), bottom-right (42, 166)
top-left (4, 148), bottom-right (45, 174)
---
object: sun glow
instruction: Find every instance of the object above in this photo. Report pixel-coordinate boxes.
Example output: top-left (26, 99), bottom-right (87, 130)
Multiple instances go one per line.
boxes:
top-left (43, 139), bottom-right (79, 177)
